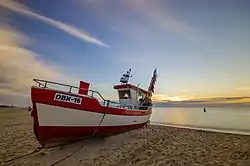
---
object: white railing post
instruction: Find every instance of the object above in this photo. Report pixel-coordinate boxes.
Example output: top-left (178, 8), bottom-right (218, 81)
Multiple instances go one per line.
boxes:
top-left (68, 86), bottom-right (72, 93)
top-left (44, 81), bottom-right (47, 88)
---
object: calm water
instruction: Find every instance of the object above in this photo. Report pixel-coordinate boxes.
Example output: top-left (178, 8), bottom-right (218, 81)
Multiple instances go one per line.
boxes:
top-left (150, 107), bottom-right (250, 135)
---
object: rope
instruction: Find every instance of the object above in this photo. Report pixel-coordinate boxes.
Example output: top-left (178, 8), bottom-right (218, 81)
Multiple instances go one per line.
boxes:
top-left (49, 144), bottom-right (85, 166)
top-left (49, 100), bottom-right (109, 166)
top-left (3, 147), bottom-right (42, 163)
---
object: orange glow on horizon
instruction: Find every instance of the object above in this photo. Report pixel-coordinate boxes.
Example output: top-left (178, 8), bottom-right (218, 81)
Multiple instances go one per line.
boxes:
top-left (152, 94), bottom-right (192, 102)
top-left (152, 93), bottom-right (250, 104)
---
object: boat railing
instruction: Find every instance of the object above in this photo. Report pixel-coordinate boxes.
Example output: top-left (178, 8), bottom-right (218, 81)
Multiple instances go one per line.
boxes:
top-left (33, 79), bottom-right (151, 110)
top-left (33, 78), bottom-right (106, 102)
top-left (107, 100), bottom-right (151, 110)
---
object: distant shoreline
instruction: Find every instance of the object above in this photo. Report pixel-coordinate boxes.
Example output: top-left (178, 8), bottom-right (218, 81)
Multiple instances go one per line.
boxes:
top-left (150, 122), bottom-right (250, 136)
top-left (0, 105), bottom-right (16, 108)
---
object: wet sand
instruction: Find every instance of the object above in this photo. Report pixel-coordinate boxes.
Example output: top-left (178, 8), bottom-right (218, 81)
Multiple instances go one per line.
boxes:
top-left (1, 107), bottom-right (250, 166)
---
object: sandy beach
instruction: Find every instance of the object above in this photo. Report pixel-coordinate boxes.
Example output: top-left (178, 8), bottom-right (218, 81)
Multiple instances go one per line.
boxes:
top-left (1, 107), bottom-right (250, 166)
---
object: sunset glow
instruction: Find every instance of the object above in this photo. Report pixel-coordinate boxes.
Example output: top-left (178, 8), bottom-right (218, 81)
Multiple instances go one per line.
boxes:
top-left (152, 94), bottom-right (191, 102)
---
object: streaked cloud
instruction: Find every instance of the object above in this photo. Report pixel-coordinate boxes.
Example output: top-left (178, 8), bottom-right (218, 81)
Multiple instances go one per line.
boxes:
top-left (123, 0), bottom-right (197, 40)
top-left (82, 0), bottom-right (151, 41)
top-left (0, 23), bottom-right (78, 106)
top-left (0, 0), bottom-right (110, 48)
top-left (181, 89), bottom-right (190, 92)
top-left (237, 87), bottom-right (250, 91)
top-left (152, 93), bottom-right (193, 102)
top-left (0, 22), bottom-right (115, 107)
top-left (83, 0), bottom-right (198, 41)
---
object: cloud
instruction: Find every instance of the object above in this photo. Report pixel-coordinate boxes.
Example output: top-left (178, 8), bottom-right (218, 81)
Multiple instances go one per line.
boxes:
top-left (237, 87), bottom-right (250, 91)
top-left (181, 89), bottom-right (190, 92)
top-left (0, 0), bottom-right (110, 48)
top-left (0, 23), bottom-right (78, 106)
top-left (83, 0), bottom-right (198, 41)
top-left (81, 0), bottom-right (151, 41)
top-left (123, 0), bottom-right (197, 39)
top-left (152, 93), bottom-right (193, 102)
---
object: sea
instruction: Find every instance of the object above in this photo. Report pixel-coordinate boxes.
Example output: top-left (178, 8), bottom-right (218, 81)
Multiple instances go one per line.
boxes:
top-left (150, 107), bottom-right (250, 135)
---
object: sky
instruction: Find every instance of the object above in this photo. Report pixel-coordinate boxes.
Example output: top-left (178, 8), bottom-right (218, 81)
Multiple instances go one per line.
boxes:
top-left (0, 0), bottom-right (250, 106)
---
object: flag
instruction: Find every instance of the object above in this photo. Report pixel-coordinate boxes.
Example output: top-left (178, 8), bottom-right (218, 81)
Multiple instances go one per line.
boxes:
top-left (148, 69), bottom-right (157, 93)
top-left (78, 81), bottom-right (90, 95)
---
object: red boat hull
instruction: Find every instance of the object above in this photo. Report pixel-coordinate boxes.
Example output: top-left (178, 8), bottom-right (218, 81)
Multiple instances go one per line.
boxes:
top-left (33, 122), bottom-right (148, 147)
top-left (31, 87), bottom-right (152, 147)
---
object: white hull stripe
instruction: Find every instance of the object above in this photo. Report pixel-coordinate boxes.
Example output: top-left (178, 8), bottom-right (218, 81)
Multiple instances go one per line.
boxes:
top-left (36, 103), bottom-right (151, 126)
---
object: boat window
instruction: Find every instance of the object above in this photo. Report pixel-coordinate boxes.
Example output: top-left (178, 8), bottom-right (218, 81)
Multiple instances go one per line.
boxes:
top-left (137, 93), bottom-right (145, 101)
top-left (118, 90), bottom-right (131, 99)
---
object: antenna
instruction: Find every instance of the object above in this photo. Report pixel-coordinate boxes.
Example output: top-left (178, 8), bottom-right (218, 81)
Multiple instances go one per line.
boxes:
top-left (120, 69), bottom-right (132, 84)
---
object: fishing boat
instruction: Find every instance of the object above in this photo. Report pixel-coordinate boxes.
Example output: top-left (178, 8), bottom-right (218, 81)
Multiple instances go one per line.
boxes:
top-left (30, 69), bottom-right (157, 147)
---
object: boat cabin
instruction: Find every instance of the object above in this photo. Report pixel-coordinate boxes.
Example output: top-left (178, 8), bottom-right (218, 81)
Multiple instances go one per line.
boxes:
top-left (113, 69), bottom-right (152, 109)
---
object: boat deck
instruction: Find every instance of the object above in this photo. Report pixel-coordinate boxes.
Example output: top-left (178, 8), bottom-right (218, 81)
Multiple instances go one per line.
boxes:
top-left (33, 79), bottom-right (150, 110)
